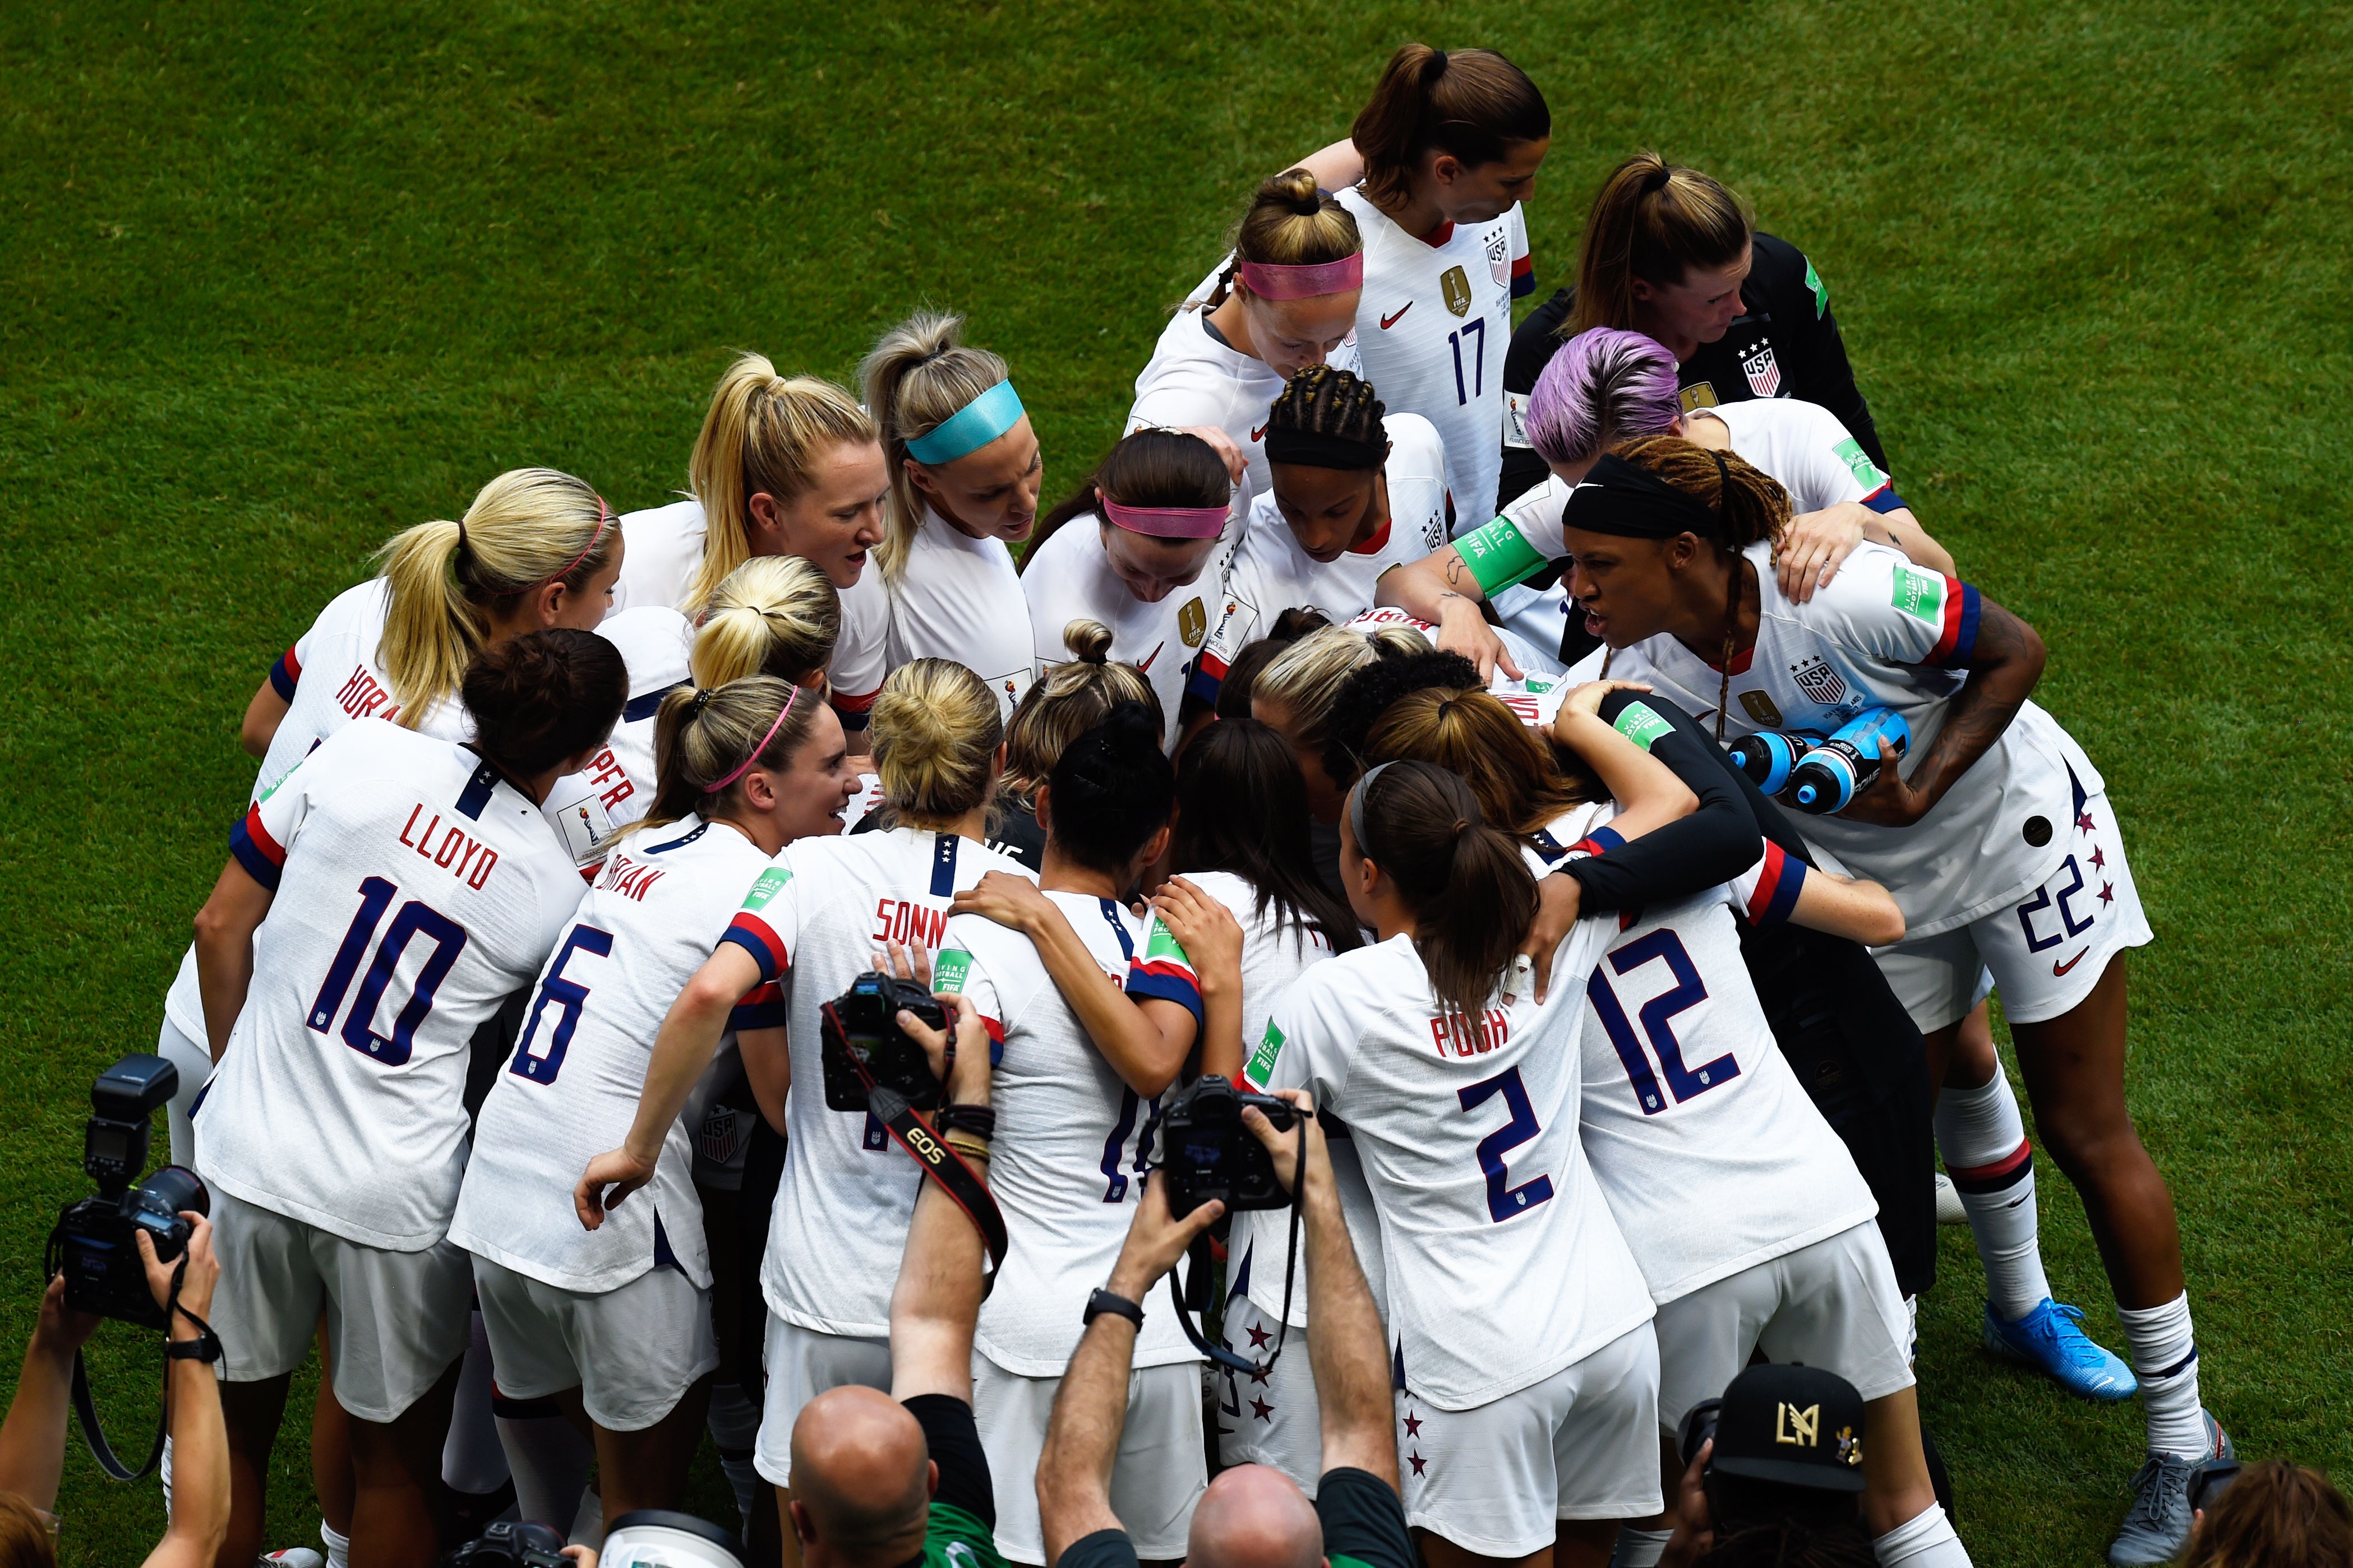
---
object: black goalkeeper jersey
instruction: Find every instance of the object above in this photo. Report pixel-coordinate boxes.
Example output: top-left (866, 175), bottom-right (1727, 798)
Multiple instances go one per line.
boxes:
top-left (1498, 231), bottom-right (1889, 508)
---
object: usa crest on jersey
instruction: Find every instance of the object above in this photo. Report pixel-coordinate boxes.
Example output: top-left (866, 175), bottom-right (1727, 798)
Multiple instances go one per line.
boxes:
top-left (1790, 654), bottom-right (1849, 706)
top-left (1742, 343), bottom-right (1783, 397)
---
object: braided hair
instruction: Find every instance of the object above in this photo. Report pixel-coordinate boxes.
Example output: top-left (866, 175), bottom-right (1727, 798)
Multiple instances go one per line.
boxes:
top-left (1265, 365), bottom-right (1385, 458)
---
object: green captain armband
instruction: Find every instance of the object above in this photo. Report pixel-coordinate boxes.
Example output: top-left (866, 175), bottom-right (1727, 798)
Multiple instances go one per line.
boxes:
top-left (1453, 516), bottom-right (1553, 596)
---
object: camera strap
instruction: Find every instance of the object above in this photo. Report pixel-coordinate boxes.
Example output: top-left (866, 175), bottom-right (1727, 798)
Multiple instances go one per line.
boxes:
top-left (61, 1256), bottom-right (202, 1482)
top-left (862, 1078), bottom-right (1009, 1273)
top-left (1168, 1134), bottom-right (1306, 1379)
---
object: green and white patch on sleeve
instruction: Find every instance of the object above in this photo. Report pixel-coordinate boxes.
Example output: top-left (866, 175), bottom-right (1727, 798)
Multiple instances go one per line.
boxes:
top-left (930, 947), bottom-right (974, 995)
top-left (1142, 914), bottom-right (1191, 968)
top-left (1832, 436), bottom-right (1889, 496)
top-left (740, 866), bottom-right (793, 912)
top-left (1244, 1020), bottom-right (1285, 1089)
top-left (1805, 257), bottom-right (1829, 318)
top-left (1454, 516), bottom-right (1552, 596)
top-left (1612, 700), bottom-right (1676, 752)
top-left (1890, 564), bottom-right (1946, 625)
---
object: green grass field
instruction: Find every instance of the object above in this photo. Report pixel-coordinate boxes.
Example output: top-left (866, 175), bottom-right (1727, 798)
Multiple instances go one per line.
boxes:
top-left (4, 1), bottom-right (2350, 1562)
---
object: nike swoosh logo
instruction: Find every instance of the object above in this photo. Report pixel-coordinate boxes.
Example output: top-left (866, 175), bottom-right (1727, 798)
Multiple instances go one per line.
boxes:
top-left (2052, 948), bottom-right (2088, 976)
top-left (1250, 424), bottom-right (1267, 442)
top-left (1379, 303), bottom-right (1413, 330)
top-left (1137, 640), bottom-right (1165, 673)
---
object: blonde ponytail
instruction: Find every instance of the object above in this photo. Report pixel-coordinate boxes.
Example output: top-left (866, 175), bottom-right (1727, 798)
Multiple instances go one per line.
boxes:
top-left (1254, 621), bottom-right (1432, 760)
top-left (857, 313), bottom-right (1011, 583)
top-left (691, 556), bottom-right (842, 688)
top-left (638, 676), bottom-right (824, 833)
top-left (870, 659), bottom-right (1003, 826)
top-left (1001, 626), bottom-right (1162, 809)
top-left (685, 353), bottom-right (876, 612)
top-left (373, 466), bottom-right (613, 729)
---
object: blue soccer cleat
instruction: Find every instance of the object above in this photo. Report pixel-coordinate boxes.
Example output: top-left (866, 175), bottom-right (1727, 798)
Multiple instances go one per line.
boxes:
top-left (1982, 1298), bottom-right (2138, 1402)
top-left (2108, 1413), bottom-right (2233, 1566)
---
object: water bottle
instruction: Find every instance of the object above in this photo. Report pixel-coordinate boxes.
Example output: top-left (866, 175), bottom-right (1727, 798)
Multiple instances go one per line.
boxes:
top-left (1787, 707), bottom-right (1912, 815)
top-left (1724, 730), bottom-right (1814, 797)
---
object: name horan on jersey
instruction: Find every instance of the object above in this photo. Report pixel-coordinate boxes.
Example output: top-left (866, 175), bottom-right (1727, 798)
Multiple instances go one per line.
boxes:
top-left (396, 803), bottom-right (500, 889)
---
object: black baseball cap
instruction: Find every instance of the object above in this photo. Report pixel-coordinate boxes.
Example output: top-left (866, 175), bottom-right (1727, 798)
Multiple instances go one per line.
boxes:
top-left (1707, 1364), bottom-right (1867, 1494)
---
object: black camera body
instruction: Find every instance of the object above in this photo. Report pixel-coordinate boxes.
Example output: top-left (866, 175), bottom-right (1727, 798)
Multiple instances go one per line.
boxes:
top-left (820, 971), bottom-right (949, 1113)
top-left (50, 1056), bottom-right (210, 1331)
top-left (1155, 1075), bottom-right (1296, 1217)
top-left (446, 1520), bottom-right (569, 1567)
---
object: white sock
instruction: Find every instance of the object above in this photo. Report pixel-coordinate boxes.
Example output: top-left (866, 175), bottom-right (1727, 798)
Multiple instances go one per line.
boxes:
top-left (1874, 1501), bottom-right (1971, 1566)
top-left (1609, 1526), bottom-right (1672, 1567)
top-left (497, 1395), bottom-right (594, 1532)
top-left (1934, 1067), bottom-right (2051, 1320)
top-left (321, 1520), bottom-right (352, 1568)
top-left (709, 1383), bottom-right (765, 1537)
top-left (2116, 1292), bottom-right (2207, 1458)
top-left (442, 1311), bottom-right (511, 1496)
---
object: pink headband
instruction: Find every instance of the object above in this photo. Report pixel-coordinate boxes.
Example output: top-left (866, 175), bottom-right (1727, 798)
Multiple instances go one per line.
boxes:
top-left (553, 497), bottom-right (612, 584)
top-left (1237, 253), bottom-right (1364, 300)
top-left (1101, 496), bottom-right (1228, 540)
top-left (710, 683), bottom-right (801, 792)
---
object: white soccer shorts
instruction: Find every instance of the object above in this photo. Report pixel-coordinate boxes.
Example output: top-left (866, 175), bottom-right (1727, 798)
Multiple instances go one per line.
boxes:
top-left (1873, 783), bottom-right (2153, 1033)
top-left (470, 1254), bottom-right (718, 1432)
top-left (1651, 1221), bottom-right (1915, 1434)
top-left (974, 1354), bottom-right (1207, 1564)
top-left (1395, 1321), bottom-right (1662, 1556)
top-left (207, 1188), bottom-right (472, 1423)
top-left (1215, 1293), bottom-right (1325, 1495)
top-left (753, 1316), bottom-right (892, 1486)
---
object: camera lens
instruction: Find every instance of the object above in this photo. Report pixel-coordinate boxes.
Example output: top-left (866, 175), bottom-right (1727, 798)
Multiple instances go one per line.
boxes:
top-left (140, 1165), bottom-right (211, 1220)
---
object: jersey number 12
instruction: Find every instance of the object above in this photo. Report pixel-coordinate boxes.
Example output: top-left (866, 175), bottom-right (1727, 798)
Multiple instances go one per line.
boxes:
top-left (1587, 929), bottom-right (1736, 1114)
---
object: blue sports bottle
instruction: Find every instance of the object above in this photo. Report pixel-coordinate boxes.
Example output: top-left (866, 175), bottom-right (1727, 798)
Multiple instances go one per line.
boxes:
top-left (1787, 707), bottom-right (1912, 815)
top-left (1724, 730), bottom-right (1815, 796)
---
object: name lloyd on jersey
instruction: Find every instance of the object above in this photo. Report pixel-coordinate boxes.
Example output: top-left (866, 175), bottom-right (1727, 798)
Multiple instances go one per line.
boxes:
top-left (396, 803), bottom-right (500, 890)
top-left (1430, 1007), bottom-right (1511, 1059)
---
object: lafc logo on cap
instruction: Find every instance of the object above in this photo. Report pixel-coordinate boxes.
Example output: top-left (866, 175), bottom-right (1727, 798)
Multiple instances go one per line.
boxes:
top-left (1774, 1402), bottom-right (1821, 1447)
top-left (1441, 265), bottom-right (1473, 317)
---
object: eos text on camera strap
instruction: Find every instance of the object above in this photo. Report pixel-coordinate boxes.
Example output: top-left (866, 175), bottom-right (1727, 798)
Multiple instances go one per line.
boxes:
top-left (822, 993), bottom-right (1008, 1272)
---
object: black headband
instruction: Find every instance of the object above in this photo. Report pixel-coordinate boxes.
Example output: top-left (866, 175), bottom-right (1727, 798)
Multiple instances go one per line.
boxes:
top-left (1263, 423), bottom-right (1385, 471)
top-left (1561, 451), bottom-right (1725, 540)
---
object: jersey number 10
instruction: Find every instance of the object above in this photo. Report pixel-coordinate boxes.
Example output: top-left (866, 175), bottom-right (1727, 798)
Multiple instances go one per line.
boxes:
top-left (308, 876), bottom-right (468, 1068)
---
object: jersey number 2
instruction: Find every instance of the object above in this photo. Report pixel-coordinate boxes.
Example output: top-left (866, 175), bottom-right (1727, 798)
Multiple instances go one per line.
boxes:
top-left (509, 924), bottom-right (615, 1086)
top-left (1587, 929), bottom-right (1735, 1114)
top-left (1459, 1065), bottom-right (1552, 1223)
top-left (1448, 319), bottom-right (1486, 406)
top-left (307, 876), bottom-right (468, 1067)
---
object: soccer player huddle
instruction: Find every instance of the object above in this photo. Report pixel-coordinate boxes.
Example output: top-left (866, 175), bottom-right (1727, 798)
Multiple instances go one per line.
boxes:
top-left (156, 40), bottom-right (2224, 1568)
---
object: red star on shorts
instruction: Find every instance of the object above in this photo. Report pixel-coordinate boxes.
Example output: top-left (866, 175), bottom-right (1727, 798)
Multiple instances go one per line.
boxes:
top-left (1251, 1397), bottom-right (1275, 1423)
top-left (1247, 1362), bottom-right (1271, 1385)
top-left (2089, 845), bottom-right (2107, 871)
top-left (2077, 809), bottom-right (2097, 833)
top-left (1402, 1413), bottom-right (1423, 1437)
top-left (1408, 1451), bottom-right (1428, 1477)
top-left (1246, 1322), bottom-right (1273, 1350)
top-left (2099, 881), bottom-right (2115, 905)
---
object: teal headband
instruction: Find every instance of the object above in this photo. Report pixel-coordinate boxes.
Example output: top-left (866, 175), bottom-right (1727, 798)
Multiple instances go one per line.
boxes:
top-left (905, 380), bottom-right (1026, 465)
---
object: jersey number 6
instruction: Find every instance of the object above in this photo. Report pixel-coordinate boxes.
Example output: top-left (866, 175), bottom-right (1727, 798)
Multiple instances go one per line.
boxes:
top-left (1459, 1065), bottom-right (1553, 1223)
top-left (308, 875), bottom-right (468, 1068)
top-left (509, 923), bottom-right (616, 1086)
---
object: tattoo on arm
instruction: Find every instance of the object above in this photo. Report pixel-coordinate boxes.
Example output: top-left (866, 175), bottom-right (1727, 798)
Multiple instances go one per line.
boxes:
top-left (1443, 553), bottom-right (1466, 587)
top-left (1910, 598), bottom-right (2045, 807)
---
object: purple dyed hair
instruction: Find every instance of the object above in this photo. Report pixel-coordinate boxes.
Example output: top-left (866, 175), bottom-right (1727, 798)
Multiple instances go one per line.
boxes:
top-left (1524, 327), bottom-right (1681, 468)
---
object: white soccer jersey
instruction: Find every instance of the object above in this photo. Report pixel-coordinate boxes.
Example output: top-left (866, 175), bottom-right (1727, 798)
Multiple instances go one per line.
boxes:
top-left (163, 580), bottom-right (468, 1046)
top-left (610, 496), bottom-right (889, 737)
top-left (1129, 262), bottom-right (1370, 501)
top-left (1249, 929), bottom-right (1653, 1409)
top-left (1570, 541), bottom-right (2095, 936)
top-left (1577, 856), bottom-right (1878, 1305)
top-left (1337, 189), bottom-right (1531, 524)
top-left (1178, 871), bottom-right (1383, 1332)
top-left (1189, 415), bottom-right (1449, 709)
top-left (717, 826), bottom-right (1033, 1338)
top-left (1453, 397), bottom-right (1894, 607)
top-left (934, 895), bottom-right (1206, 1376)
top-left (1021, 508), bottom-right (1240, 751)
top-left (539, 606), bottom-right (694, 871)
top-left (1330, 607), bottom-right (1570, 724)
top-left (449, 815), bottom-right (779, 1293)
top-left (196, 721), bottom-right (584, 1250)
top-left (885, 510), bottom-right (1036, 723)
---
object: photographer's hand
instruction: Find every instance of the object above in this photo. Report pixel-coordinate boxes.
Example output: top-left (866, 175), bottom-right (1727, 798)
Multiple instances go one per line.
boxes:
top-left (1239, 1087), bottom-right (1330, 1201)
top-left (0, 1276), bottom-right (103, 1513)
top-left (1108, 1172), bottom-right (1224, 1302)
top-left (1659, 1439), bottom-right (1715, 1568)
top-left (137, 1215), bottom-right (229, 1568)
top-left (137, 1214), bottom-right (220, 1331)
